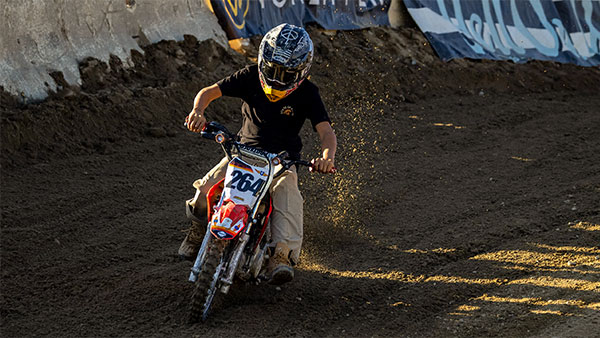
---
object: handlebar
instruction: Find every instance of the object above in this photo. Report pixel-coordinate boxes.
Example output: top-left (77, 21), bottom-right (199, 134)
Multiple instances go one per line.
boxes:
top-left (189, 121), bottom-right (336, 174)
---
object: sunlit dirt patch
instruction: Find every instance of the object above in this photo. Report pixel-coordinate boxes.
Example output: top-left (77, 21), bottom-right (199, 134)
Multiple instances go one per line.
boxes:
top-left (390, 247), bottom-right (457, 254)
top-left (302, 259), bottom-right (600, 291)
top-left (511, 156), bottom-right (535, 162)
top-left (473, 295), bottom-right (600, 311)
top-left (425, 275), bottom-right (504, 286)
top-left (300, 261), bottom-right (424, 283)
top-left (569, 221), bottom-right (600, 232)
top-left (509, 276), bottom-right (600, 292)
top-left (530, 309), bottom-right (577, 316)
top-left (502, 264), bottom-right (600, 275)
top-left (532, 243), bottom-right (600, 254)
top-left (451, 294), bottom-right (600, 319)
top-left (423, 274), bottom-right (598, 291)
top-left (432, 122), bottom-right (465, 129)
top-left (470, 247), bottom-right (600, 270)
top-left (390, 301), bottom-right (412, 307)
top-left (449, 305), bottom-right (480, 316)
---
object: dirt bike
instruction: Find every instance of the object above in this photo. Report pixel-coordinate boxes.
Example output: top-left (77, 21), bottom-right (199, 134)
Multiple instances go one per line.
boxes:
top-left (186, 121), bottom-right (318, 322)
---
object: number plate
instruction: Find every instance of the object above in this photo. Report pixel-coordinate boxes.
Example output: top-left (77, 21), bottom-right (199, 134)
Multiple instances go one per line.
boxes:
top-left (222, 157), bottom-right (268, 207)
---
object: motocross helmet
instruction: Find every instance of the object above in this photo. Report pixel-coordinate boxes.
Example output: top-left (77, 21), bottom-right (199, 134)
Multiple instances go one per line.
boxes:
top-left (258, 23), bottom-right (313, 102)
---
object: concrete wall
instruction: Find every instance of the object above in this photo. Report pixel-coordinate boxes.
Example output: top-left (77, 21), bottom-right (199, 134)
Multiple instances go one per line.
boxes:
top-left (0, 0), bottom-right (227, 102)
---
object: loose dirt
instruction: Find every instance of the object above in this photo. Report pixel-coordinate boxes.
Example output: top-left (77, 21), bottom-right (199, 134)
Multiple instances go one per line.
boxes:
top-left (2, 26), bottom-right (599, 337)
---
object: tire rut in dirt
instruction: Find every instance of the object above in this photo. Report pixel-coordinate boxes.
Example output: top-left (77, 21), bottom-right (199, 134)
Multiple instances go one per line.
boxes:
top-left (188, 237), bottom-right (227, 323)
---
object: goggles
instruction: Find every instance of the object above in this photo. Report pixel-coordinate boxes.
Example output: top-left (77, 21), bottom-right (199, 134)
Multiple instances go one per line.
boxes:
top-left (259, 73), bottom-right (301, 102)
top-left (259, 60), bottom-right (302, 90)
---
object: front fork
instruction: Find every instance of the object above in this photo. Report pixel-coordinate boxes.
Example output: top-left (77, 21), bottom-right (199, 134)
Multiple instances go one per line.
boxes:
top-left (219, 233), bottom-right (249, 294)
top-left (188, 224), bottom-right (213, 283)
top-left (188, 224), bottom-right (251, 294)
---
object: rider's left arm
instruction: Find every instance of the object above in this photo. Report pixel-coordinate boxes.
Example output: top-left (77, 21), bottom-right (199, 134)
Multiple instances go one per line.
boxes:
top-left (312, 121), bottom-right (337, 173)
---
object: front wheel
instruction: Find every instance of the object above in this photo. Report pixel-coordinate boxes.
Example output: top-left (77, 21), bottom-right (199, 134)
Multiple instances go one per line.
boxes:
top-left (188, 236), bottom-right (227, 322)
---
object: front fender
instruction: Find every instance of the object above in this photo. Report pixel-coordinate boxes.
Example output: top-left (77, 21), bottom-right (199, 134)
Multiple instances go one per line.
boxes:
top-left (210, 201), bottom-right (249, 240)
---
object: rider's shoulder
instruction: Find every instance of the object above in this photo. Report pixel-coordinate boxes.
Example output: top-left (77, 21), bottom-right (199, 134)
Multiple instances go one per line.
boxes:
top-left (230, 64), bottom-right (258, 78)
top-left (243, 64), bottom-right (259, 75)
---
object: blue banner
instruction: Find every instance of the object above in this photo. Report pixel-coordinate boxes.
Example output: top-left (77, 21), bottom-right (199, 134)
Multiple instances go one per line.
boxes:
top-left (404, 0), bottom-right (600, 67)
top-left (210, 0), bottom-right (390, 40)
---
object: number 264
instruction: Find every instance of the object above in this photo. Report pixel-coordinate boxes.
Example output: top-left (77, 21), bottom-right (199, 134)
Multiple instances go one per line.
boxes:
top-left (226, 170), bottom-right (264, 195)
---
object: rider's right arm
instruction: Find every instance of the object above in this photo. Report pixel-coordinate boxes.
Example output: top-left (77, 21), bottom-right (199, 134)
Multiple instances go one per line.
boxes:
top-left (186, 84), bottom-right (222, 133)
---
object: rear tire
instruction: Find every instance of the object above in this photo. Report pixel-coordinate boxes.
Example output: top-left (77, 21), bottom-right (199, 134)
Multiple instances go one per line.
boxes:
top-left (188, 237), bottom-right (226, 323)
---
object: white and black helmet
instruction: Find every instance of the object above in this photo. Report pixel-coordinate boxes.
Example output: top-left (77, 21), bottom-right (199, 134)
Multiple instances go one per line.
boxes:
top-left (258, 23), bottom-right (314, 92)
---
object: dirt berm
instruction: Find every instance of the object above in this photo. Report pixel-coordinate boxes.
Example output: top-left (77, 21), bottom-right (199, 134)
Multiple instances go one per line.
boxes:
top-left (2, 26), bottom-right (600, 337)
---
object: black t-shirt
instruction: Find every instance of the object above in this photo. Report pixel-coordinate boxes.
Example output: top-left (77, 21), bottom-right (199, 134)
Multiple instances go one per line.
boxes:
top-left (217, 65), bottom-right (330, 160)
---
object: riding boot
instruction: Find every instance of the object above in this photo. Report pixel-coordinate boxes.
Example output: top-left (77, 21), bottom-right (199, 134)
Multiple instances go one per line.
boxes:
top-left (179, 199), bottom-right (207, 261)
top-left (178, 220), bottom-right (206, 261)
top-left (265, 242), bottom-right (294, 285)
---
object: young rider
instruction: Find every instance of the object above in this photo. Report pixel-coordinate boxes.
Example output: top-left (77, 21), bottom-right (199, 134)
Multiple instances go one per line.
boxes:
top-left (180, 24), bottom-right (337, 285)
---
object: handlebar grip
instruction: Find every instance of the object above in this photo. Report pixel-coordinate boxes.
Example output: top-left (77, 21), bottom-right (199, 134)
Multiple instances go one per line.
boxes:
top-left (296, 160), bottom-right (312, 167)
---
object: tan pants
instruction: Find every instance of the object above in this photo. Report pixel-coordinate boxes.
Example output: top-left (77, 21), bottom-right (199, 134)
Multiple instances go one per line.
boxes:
top-left (189, 157), bottom-right (303, 263)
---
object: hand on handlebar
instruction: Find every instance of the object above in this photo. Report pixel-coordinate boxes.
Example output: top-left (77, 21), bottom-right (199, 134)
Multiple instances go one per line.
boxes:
top-left (185, 109), bottom-right (206, 133)
top-left (310, 158), bottom-right (336, 174)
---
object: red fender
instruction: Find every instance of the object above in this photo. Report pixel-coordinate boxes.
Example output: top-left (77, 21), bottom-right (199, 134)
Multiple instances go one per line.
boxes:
top-left (210, 200), bottom-right (249, 240)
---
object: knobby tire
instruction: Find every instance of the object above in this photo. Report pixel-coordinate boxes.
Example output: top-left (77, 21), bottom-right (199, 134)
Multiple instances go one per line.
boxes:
top-left (188, 237), bottom-right (226, 323)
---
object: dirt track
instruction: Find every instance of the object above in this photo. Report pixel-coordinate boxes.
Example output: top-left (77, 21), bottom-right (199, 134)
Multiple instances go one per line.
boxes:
top-left (2, 27), bottom-right (600, 337)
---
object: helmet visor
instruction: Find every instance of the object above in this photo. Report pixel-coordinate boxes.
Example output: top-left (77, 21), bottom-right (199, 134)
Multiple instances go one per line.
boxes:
top-left (259, 60), bottom-right (301, 90)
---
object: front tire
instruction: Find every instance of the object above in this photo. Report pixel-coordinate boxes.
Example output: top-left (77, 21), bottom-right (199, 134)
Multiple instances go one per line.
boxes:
top-left (188, 236), bottom-right (226, 323)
